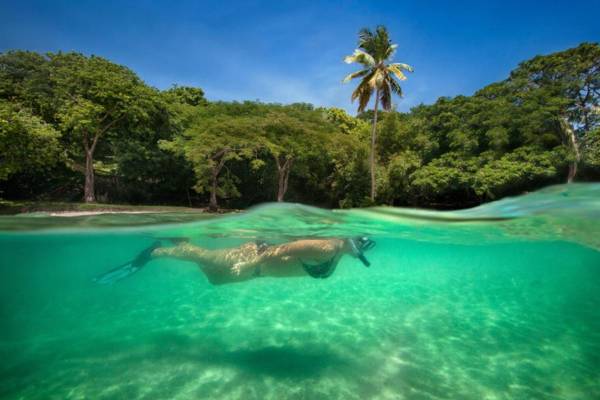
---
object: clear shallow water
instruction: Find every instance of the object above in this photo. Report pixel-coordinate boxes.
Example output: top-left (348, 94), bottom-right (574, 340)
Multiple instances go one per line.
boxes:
top-left (1, 184), bottom-right (599, 399)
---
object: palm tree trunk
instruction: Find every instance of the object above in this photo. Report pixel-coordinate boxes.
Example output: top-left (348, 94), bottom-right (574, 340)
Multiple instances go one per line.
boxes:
top-left (370, 87), bottom-right (380, 201)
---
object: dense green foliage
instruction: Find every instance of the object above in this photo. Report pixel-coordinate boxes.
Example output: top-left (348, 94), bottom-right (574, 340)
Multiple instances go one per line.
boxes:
top-left (1, 43), bottom-right (599, 209)
top-left (0, 100), bottom-right (61, 180)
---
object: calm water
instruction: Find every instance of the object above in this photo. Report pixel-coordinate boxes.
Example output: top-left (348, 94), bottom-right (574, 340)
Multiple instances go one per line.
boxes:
top-left (1, 184), bottom-right (599, 400)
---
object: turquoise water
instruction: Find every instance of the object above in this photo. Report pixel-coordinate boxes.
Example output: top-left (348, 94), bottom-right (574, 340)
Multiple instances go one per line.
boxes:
top-left (1, 184), bottom-right (599, 399)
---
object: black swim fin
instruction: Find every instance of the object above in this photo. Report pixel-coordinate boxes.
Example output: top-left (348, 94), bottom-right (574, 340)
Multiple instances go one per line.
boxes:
top-left (93, 241), bottom-right (161, 284)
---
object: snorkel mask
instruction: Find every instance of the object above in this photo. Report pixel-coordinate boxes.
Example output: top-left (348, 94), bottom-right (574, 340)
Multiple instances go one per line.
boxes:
top-left (349, 236), bottom-right (376, 267)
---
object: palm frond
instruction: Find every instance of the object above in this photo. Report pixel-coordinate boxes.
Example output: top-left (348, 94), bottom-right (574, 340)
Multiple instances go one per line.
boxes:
top-left (387, 64), bottom-right (407, 81)
top-left (345, 26), bottom-right (412, 113)
top-left (388, 76), bottom-right (404, 97)
top-left (390, 62), bottom-right (414, 72)
top-left (373, 26), bottom-right (391, 61)
top-left (370, 69), bottom-right (385, 88)
top-left (350, 85), bottom-right (362, 102)
top-left (344, 49), bottom-right (375, 67)
top-left (379, 84), bottom-right (392, 111)
top-left (375, 25), bottom-right (389, 42)
top-left (358, 27), bottom-right (374, 43)
top-left (350, 75), bottom-right (375, 113)
top-left (357, 84), bottom-right (373, 113)
top-left (385, 44), bottom-right (398, 60)
top-left (351, 74), bottom-right (374, 101)
top-left (358, 28), bottom-right (375, 53)
top-left (342, 68), bottom-right (371, 83)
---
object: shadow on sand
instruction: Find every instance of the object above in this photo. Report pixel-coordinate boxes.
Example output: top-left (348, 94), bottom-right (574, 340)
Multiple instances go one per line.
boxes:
top-left (146, 330), bottom-right (351, 379)
top-left (0, 330), bottom-right (355, 399)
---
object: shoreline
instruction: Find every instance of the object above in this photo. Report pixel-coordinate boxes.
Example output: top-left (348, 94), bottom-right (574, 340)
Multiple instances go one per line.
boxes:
top-left (46, 210), bottom-right (165, 217)
top-left (0, 201), bottom-right (244, 216)
top-left (0, 201), bottom-right (204, 216)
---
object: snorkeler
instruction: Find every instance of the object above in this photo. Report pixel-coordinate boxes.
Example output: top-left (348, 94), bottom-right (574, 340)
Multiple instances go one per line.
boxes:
top-left (94, 237), bottom-right (376, 285)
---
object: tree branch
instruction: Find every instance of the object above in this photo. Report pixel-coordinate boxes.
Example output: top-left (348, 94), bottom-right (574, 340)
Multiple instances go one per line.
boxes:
top-left (90, 114), bottom-right (126, 153)
top-left (83, 130), bottom-right (90, 152)
top-left (212, 148), bottom-right (230, 176)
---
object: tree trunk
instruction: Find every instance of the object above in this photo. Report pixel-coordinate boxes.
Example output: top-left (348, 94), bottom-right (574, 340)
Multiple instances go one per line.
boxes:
top-left (186, 189), bottom-right (192, 207)
top-left (80, 114), bottom-right (124, 203)
top-left (83, 148), bottom-right (96, 203)
top-left (276, 156), bottom-right (292, 202)
top-left (207, 149), bottom-right (229, 212)
top-left (209, 173), bottom-right (218, 211)
top-left (370, 88), bottom-right (381, 201)
top-left (561, 117), bottom-right (580, 183)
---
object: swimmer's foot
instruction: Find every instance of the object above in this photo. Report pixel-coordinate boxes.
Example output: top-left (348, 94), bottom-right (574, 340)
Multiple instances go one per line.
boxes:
top-left (93, 241), bottom-right (161, 284)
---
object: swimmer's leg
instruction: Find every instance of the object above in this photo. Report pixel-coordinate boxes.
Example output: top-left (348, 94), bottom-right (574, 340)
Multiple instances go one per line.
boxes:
top-left (93, 241), bottom-right (162, 284)
top-left (153, 236), bottom-right (190, 244)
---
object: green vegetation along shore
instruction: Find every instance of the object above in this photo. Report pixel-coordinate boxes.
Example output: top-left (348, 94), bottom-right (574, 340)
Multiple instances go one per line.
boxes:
top-left (1, 42), bottom-right (599, 211)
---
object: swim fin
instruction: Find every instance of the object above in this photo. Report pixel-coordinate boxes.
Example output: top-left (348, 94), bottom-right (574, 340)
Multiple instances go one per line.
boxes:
top-left (93, 241), bottom-right (161, 284)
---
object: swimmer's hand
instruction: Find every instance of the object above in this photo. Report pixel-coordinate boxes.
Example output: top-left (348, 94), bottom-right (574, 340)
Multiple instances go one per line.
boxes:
top-left (232, 261), bottom-right (249, 276)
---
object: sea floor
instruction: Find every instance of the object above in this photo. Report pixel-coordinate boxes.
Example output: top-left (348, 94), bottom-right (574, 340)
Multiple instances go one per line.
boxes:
top-left (1, 235), bottom-right (598, 400)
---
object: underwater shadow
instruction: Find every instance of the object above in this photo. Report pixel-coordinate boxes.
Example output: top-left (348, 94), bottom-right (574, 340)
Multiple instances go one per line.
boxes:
top-left (146, 331), bottom-right (351, 379)
top-left (219, 345), bottom-right (345, 378)
top-left (0, 332), bottom-right (354, 399)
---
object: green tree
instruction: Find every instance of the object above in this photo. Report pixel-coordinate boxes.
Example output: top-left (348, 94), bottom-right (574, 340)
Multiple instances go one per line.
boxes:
top-left (2, 44), bottom-right (599, 210)
top-left (508, 43), bottom-right (600, 182)
top-left (343, 25), bottom-right (413, 201)
top-left (262, 105), bottom-right (332, 202)
top-left (162, 85), bottom-right (208, 107)
top-left (325, 107), bottom-right (364, 135)
top-left (473, 146), bottom-right (566, 199)
top-left (110, 93), bottom-right (195, 205)
top-left (0, 100), bottom-right (61, 182)
top-left (325, 109), bottom-right (371, 207)
top-left (48, 52), bottom-right (159, 202)
top-left (161, 103), bottom-right (263, 210)
top-left (583, 126), bottom-right (600, 172)
top-left (0, 51), bottom-right (56, 121)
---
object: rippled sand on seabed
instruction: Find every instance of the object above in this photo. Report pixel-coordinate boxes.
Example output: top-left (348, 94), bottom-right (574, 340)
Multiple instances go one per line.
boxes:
top-left (1, 184), bottom-right (599, 399)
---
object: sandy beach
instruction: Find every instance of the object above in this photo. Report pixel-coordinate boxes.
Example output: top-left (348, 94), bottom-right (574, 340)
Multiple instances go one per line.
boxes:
top-left (47, 211), bottom-right (163, 217)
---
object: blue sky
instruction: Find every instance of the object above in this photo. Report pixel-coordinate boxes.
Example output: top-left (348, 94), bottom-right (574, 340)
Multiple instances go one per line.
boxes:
top-left (1, 0), bottom-right (599, 113)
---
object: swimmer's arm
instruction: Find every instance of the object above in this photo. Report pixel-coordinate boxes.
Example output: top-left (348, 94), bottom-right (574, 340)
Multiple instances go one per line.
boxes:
top-left (262, 239), bottom-right (349, 261)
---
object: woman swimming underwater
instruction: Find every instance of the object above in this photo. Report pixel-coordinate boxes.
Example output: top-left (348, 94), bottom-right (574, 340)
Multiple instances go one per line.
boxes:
top-left (94, 237), bottom-right (376, 285)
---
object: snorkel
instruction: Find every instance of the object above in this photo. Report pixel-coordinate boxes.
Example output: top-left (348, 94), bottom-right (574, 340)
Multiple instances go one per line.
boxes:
top-left (349, 236), bottom-right (376, 267)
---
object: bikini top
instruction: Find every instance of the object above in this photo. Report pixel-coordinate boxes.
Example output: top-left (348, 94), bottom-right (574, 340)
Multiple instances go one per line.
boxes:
top-left (301, 253), bottom-right (338, 279)
top-left (251, 240), bottom-right (338, 279)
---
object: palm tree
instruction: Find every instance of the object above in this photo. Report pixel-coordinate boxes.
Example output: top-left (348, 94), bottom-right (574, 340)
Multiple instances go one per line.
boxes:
top-left (343, 26), bottom-right (413, 201)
